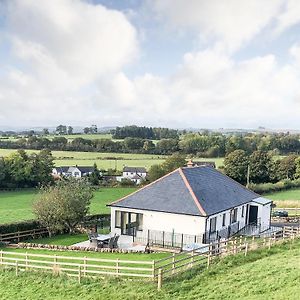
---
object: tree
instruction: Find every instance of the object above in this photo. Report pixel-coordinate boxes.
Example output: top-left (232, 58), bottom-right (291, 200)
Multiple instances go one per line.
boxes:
top-left (277, 155), bottom-right (298, 180)
top-left (33, 179), bottom-right (93, 235)
top-left (224, 150), bottom-right (249, 184)
top-left (148, 164), bottom-right (165, 182)
top-left (67, 126), bottom-right (73, 135)
top-left (88, 163), bottom-right (101, 185)
top-left (56, 125), bottom-right (67, 135)
top-left (148, 153), bottom-right (186, 182)
top-left (161, 153), bottom-right (186, 173)
top-left (249, 151), bottom-right (273, 184)
top-left (42, 128), bottom-right (49, 135)
top-left (83, 127), bottom-right (90, 134)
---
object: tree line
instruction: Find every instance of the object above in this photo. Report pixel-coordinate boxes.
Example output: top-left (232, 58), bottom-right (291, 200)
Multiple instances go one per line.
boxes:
top-left (111, 125), bottom-right (179, 140)
top-left (1, 132), bottom-right (300, 156)
top-left (0, 149), bottom-right (54, 188)
top-left (224, 150), bottom-right (300, 184)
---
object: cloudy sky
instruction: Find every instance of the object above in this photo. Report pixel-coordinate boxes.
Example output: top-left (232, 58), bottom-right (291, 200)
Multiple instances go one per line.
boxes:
top-left (1, 0), bottom-right (300, 129)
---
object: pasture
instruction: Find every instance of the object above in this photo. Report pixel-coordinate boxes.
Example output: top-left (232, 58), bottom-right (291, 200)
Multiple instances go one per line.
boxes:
top-left (0, 238), bottom-right (299, 299)
top-left (0, 149), bottom-right (166, 170)
top-left (265, 188), bottom-right (300, 208)
top-left (0, 188), bottom-right (136, 224)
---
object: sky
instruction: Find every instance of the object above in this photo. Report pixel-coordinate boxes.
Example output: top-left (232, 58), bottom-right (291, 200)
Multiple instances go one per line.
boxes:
top-left (1, 0), bottom-right (300, 129)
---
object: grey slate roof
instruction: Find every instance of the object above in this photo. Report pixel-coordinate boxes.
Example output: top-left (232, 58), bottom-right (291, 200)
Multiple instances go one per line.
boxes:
top-left (55, 167), bottom-right (69, 173)
top-left (76, 166), bottom-right (94, 173)
top-left (110, 166), bottom-right (262, 216)
top-left (110, 170), bottom-right (201, 216)
top-left (181, 167), bottom-right (260, 215)
top-left (123, 166), bottom-right (147, 173)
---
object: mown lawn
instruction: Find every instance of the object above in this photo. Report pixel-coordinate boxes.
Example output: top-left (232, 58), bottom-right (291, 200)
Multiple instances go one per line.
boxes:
top-left (0, 239), bottom-right (299, 299)
top-left (0, 188), bottom-right (136, 224)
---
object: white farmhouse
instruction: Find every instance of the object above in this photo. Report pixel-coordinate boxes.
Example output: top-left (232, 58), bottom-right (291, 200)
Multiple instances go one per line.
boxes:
top-left (52, 166), bottom-right (94, 178)
top-left (117, 166), bottom-right (147, 185)
top-left (109, 166), bottom-right (272, 246)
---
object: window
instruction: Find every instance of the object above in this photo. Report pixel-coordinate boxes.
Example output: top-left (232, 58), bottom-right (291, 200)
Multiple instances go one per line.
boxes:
top-left (137, 214), bottom-right (143, 231)
top-left (209, 217), bottom-right (217, 233)
top-left (230, 208), bottom-right (238, 224)
top-left (115, 211), bottom-right (121, 228)
top-left (242, 206), bottom-right (244, 217)
top-left (222, 213), bottom-right (226, 227)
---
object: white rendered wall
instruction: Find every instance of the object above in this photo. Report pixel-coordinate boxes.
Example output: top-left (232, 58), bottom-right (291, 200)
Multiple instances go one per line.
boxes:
top-left (110, 207), bottom-right (206, 238)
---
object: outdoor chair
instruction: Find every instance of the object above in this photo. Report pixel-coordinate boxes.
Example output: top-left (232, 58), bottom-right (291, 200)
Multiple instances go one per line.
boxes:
top-left (112, 235), bottom-right (119, 249)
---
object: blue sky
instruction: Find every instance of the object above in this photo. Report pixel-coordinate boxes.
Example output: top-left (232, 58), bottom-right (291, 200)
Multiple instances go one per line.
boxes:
top-left (1, 0), bottom-right (300, 129)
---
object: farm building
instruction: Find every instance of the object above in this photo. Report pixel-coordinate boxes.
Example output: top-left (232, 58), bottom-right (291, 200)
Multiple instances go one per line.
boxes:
top-left (52, 166), bottom-right (94, 178)
top-left (117, 166), bottom-right (147, 185)
top-left (108, 166), bottom-right (272, 246)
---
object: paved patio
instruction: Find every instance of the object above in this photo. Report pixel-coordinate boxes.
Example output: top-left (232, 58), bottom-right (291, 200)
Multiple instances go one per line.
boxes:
top-left (72, 235), bottom-right (146, 251)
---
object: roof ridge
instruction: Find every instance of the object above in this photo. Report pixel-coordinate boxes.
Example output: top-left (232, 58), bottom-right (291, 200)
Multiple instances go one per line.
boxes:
top-left (178, 168), bottom-right (207, 216)
top-left (108, 168), bottom-right (181, 207)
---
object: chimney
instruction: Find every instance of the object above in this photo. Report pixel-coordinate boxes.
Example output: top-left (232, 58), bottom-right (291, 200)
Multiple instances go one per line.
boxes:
top-left (187, 159), bottom-right (194, 168)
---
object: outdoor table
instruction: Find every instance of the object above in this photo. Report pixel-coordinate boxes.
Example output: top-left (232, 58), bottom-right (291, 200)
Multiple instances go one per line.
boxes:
top-left (96, 234), bottom-right (111, 242)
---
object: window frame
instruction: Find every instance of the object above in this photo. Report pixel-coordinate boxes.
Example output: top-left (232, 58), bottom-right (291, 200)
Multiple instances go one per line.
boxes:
top-left (209, 216), bottom-right (217, 233)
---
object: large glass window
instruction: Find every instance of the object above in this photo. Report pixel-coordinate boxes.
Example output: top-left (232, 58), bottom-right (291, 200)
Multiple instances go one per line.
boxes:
top-left (222, 213), bottom-right (226, 227)
top-left (231, 208), bottom-right (238, 224)
top-left (115, 210), bottom-right (121, 228)
top-left (209, 217), bottom-right (217, 233)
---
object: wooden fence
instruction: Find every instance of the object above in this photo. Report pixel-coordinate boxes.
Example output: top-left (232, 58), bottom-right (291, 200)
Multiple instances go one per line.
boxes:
top-left (0, 226), bottom-right (299, 289)
top-left (0, 228), bottom-right (49, 243)
top-left (0, 251), bottom-right (154, 282)
top-left (153, 226), bottom-right (300, 290)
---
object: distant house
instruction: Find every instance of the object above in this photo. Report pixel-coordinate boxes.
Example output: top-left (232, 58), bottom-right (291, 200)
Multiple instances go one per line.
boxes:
top-left (109, 166), bottom-right (272, 246)
top-left (52, 166), bottom-right (94, 178)
top-left (117, 167), bottom-right (147, 185)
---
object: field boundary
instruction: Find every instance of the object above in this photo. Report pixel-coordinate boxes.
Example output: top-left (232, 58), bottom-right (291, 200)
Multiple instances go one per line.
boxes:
top-left (0, 226), bottom-right (299, 289)
top-left (0, 228), bottom-right (48, 243)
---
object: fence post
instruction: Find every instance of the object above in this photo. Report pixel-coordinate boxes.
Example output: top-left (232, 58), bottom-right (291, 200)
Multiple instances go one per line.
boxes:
top-left (152, 260), bottom-right (155, 279)
top-left (244, 243), bottom-right (248, 256)
top-left (83, 256), bottom-right (87, 276)
top-left (157, 268), bottom-right (163, 291)
top-left (191, 250), bottom-right (195, 268)
top-left (207, 246), bottom-right (211, 269)
top-left (116, 258), bottom-right (119, 276)
top-left (172, 253), bottom-right (175, 275)
top-left (25, 252), bottom-right (28, 270)
top-left (15, 260), bottom-right (18, 276)
top-left (17, 231), bottom-right (20, 243)
top-left (78, 266), bottom-right (81, 284)
top-left (0, 250), bottom-right (3, 266)
top-left (268, 237), bottom-right (271, 250)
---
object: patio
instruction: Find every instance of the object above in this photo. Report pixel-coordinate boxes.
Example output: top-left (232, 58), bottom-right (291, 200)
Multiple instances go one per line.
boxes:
top-left (72, 234), bottom-right (147, 251)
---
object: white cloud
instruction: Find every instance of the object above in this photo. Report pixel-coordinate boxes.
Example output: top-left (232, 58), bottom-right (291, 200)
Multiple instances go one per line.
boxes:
top-left (274, 0), bottom-right (300, 35)
top-left (151, 0), bottom-right (283, 52)
top-left (0, 0), bottom-right (139, 126)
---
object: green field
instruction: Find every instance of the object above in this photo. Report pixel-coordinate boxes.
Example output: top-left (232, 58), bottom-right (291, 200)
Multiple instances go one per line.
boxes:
top-left (0, 149), bottom-right (166, 170)
top-left (0, 188), bottom-right (136, 224)
top-left (0, 239), bottom-right (299, 299)
top-left (265, 188), bottom-right (300, 208)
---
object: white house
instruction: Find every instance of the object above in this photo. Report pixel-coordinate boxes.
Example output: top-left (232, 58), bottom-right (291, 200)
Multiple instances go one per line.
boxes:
top-left (52, 166), bottom-right (94, 178)
top-left (108, 166), bottom-right (272, 246)
top-left (116, 167), bottom-right (147, 185)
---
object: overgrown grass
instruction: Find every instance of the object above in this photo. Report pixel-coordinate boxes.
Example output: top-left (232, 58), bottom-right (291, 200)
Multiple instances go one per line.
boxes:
top-left (0, 188), bottom-right (136, 224)
top-left (0, 239), bottom-right (299, 299)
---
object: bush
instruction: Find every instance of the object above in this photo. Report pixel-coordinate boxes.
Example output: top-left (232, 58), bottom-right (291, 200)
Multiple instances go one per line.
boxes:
top-left (249, 179), bottom-right (300, 194)
top-left (0, 220), bottom-right (41, 234)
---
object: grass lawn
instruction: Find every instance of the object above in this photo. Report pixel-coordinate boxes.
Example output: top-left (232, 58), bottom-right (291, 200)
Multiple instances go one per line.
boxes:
top-left (0, 239), bottom-right (299, 299)
top-left (0, 188), bottom-right (136, 224)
